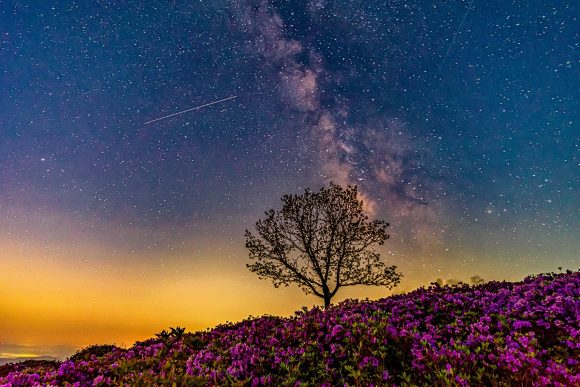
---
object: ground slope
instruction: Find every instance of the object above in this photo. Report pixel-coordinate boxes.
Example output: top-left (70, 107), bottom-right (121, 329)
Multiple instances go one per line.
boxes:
top-left (1, 271), bottom-right (578, 386)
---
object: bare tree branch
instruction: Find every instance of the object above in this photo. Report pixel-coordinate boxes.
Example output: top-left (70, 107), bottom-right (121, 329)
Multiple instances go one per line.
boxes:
top-left (245, 183), bottom-right (402, 308)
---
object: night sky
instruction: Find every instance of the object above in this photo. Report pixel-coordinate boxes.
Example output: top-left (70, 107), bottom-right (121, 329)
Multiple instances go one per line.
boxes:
top-left (1, 0), bottom-right (578, 361)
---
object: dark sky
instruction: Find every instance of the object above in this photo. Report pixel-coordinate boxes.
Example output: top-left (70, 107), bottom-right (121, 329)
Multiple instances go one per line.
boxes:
top-left (0, 0), bottom-right (578, 354)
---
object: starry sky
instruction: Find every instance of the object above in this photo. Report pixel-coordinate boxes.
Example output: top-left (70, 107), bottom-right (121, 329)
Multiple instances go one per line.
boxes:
top-left (0, 0), bottom-right (578, 361)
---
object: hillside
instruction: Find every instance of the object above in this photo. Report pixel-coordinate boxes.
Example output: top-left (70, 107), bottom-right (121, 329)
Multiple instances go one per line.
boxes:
top-left (1, 271), bottom-right (578, 386)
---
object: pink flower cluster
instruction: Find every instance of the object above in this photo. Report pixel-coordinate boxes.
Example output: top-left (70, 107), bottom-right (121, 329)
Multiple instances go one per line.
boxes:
top-left (1, 271), bottom-right (578, 386)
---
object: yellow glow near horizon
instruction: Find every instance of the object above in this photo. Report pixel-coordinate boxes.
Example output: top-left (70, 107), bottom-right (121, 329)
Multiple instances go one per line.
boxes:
top-left (0, 353), bottom-right (41, 359)
top-left (1, 205), bottom-right (573, 360)
top-left (1, 234), bottom-right (415, 356)
top-left (0, 235), bottom-right (316, 353)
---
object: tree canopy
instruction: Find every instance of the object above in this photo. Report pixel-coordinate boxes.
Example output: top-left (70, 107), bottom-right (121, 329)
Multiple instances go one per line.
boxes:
top-left (245, 183), bottom-right (402, 308)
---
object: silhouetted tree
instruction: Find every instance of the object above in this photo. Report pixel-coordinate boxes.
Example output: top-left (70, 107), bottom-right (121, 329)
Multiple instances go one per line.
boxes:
top-left (445, 278), bottom-right (461, 286)
top-left (433, 278), bottom-right (463, 287)
top-left (470, 275), bottom-right (485, 285)
top-left (245, 183), bottom-right (402, 308)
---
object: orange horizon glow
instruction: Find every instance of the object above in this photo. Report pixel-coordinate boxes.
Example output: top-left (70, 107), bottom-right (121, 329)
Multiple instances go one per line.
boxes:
top-left (1, 206), bottom-right (575, 361)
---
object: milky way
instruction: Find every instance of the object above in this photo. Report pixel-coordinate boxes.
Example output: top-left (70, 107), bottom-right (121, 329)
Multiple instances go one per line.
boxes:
top-left (0, 0), bottom-right (578, 357)
top-left (232, 0), bottom-right (445, 250)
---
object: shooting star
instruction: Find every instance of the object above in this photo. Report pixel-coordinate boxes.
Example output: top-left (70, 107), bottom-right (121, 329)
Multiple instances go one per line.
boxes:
top-left (438, 0), bottom-right (476, 72)
top-left (144, 95), bottom-right (237, 125)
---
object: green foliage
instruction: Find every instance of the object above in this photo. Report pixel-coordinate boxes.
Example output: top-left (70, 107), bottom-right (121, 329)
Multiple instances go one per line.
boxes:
top-left (155, 326), bottom-right (187, 341)
top-left (171, 326), bottom-right (186, 337)
top-left (155, 330), bottom-right (171, 340)
top-left (68, 344), bottom-right (122, 362)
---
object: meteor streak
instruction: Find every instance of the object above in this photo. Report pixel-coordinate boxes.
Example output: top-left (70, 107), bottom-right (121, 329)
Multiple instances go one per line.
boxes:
top-left (438, 0), bottom-right (476, 73)
top-left (144, 95), bottom-right (237, 125)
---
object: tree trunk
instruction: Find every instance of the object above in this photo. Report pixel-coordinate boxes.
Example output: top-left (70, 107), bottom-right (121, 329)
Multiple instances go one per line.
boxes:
top-left (322, 284), bottom-right (331, 309)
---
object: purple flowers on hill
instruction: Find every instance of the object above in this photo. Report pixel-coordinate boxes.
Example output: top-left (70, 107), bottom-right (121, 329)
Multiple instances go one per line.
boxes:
top-left (1, 271), bottom-right (579, 386)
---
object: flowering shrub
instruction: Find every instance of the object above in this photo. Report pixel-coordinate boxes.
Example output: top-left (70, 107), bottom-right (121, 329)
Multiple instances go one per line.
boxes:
top-left (1, 271), bottom-right (578, 386)
top-left (68, 345), bottom-right (123, 362)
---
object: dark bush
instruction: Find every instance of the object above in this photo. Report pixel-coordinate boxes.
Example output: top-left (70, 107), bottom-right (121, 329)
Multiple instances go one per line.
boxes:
top-left (68, 344), bottom-right (123, 362)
